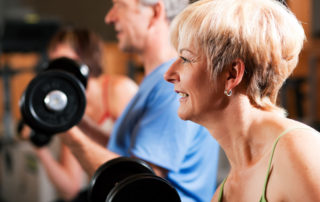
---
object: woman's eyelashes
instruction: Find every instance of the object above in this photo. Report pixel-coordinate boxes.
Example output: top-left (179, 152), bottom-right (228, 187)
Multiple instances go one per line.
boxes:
top-left (180, 56), bottom-right (191, 64)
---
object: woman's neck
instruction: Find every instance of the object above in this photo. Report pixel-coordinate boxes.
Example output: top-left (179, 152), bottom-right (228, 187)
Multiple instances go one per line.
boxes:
top-left (205, 96), bottom-right (279, 169)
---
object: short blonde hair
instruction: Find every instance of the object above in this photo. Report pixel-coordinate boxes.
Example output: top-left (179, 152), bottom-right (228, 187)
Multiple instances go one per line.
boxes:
top-left (170, 0), bottom-right (306, 113)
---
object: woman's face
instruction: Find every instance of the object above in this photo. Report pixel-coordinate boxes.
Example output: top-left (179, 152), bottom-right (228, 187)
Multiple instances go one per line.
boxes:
top-left (48, 43), bottom-right (79, 61)
top-left (164, 48), bottom-right (225, 123)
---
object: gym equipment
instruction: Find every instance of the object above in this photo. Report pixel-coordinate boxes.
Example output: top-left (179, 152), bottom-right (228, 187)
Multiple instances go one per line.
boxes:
top-left (88, 157), bottom-right (181, 202)
top-left (16, 119), bottom-right (52, 147)
top-left (19, 57), bottom-right (89, 146)
top-left (2, 19), bottom-right (60, 53)
top-left (29, 130), bottom-right (53, 147)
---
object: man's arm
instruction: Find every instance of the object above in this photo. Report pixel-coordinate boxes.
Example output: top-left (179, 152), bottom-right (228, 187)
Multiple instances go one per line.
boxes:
top-left (60, 126), bottom-right (119, 178)
top-left (148, 163), bottom-right (169, 178)
top-left (62, 126), bottom-right (168, 179)
top-left (78, 115), bottom-right (110, 146)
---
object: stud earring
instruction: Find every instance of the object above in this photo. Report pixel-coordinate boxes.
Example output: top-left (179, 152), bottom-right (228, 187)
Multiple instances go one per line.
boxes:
top-left (224, 89), bottom-right (232, 96)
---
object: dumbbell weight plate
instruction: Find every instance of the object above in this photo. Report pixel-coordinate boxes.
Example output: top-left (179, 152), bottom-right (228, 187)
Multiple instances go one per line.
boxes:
top-left (46, 57), bottom-right (89, 88)
top-left (106, 174), bottom-right (181, 202)
top-left (88, 157), bottom-right (155, 202)
top-left (20, 70), bottom-right (86, 134)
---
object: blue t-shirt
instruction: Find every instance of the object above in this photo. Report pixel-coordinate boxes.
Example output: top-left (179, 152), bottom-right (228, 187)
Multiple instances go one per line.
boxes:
top-left (108, 59), bottom-right (220, 202)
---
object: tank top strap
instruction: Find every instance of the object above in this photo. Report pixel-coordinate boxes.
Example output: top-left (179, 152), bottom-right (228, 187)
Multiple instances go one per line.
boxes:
top-left (218, 177), bottom-right (228, 202)
top-left (260, 127), bottom-right (310, 202)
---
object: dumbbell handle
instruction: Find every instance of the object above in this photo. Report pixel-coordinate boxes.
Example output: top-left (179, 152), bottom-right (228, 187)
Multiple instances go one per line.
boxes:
top-left (30, 131), bottom-right (52, 147)
top-left (16, 119), bottom-right (53, 147)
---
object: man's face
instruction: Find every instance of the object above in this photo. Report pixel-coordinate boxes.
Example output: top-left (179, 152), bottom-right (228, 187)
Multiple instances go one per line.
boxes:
top-left (105, 0), bottom-right (153, 53)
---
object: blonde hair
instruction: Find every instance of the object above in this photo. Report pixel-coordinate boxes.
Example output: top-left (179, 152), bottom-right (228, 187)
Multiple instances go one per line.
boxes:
top-left (170, 0), bottom-right (306, 113)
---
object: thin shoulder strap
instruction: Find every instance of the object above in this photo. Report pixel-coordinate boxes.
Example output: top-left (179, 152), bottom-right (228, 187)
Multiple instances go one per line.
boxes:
top-left (218, 177), bottom-right (228, 202)
top-left (260, 127), bottom-right (308, 202)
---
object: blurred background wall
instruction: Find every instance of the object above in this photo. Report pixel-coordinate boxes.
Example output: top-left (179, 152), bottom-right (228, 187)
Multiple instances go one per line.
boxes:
top-left (0, 0), bottom-right (320, 201)
top-left (0, 0), bottom-right (116, 41)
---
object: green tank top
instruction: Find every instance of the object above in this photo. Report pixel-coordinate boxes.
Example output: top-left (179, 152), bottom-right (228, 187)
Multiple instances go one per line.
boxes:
top-left (217, 127), bottom-right (307, 202)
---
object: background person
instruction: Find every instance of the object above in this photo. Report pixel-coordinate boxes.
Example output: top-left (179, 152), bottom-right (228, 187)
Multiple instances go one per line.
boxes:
top-left (164, 0), bottom-right (320, 201)
top-left (60, 0), bottom-right (221, 201)
top-left (20, 26), bottom-right (138, 202)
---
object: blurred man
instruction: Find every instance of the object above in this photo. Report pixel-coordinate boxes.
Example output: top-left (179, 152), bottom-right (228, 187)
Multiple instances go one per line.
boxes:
top-left (61, 1), bottom-right (220, 201)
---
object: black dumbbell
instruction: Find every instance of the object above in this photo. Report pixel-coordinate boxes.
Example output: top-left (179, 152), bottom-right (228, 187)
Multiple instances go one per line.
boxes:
top-left (16, 119), bottom-right (51, 147)
top-left (88, 157), bottom-right (181, 202)
top-left (29, 130), bottom-right (53, 147)
top-left (19, 57), bottom-right (89, 146)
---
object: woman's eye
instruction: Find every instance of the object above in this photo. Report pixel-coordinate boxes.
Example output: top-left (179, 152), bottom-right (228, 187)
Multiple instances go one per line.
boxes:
top-left (180, 56), bottom-right (190, 64)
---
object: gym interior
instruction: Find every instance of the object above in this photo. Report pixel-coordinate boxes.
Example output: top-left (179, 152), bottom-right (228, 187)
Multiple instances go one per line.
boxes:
top-left (0, 0), bottom-right (320, 201)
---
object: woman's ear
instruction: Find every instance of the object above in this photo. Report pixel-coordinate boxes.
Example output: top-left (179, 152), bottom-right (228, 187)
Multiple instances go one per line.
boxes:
top-left (225, 59), bottom-right (245, 92)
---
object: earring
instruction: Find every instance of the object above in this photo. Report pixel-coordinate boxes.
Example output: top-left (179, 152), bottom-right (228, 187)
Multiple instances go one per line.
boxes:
top-left (224, 89), bottom-right (232, 97)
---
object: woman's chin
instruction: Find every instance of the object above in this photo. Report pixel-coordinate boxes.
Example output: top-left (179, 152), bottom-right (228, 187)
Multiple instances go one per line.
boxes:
top-left (178, 110), bottom-right (191, 121)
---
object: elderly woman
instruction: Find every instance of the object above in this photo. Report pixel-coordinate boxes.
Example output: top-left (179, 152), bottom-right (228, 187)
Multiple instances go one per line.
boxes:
top-left (164, 0), bottom-right (320, 201)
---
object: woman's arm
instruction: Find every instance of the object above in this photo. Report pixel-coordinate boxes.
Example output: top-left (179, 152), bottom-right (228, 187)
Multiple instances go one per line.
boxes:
top-left (108, 75), bottom-right (138, 118)
top-left (35, 144), bottom-right (84, 200)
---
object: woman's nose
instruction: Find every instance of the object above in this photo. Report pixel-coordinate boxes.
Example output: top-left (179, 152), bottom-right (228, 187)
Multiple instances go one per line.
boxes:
top-left (164, 60), bottom-right (180, 84)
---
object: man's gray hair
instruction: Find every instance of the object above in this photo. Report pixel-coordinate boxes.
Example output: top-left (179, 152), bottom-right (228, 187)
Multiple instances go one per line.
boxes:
top-left (140, 0), bottom-right (189, 21)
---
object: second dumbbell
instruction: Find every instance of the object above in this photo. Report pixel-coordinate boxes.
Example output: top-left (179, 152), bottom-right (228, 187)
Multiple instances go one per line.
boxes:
top-left (88, 157), bottom-right (181, 202)
top-left (19, 57), bottom-right (89, 146)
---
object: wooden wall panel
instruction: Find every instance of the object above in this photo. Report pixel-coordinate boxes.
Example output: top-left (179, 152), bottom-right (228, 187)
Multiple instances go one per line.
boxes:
top-left (103, 42), bottom-right (144, 83)
top-left (284, 0), bottom-right (320, 125)
top-left (0, 53), bottom-right (39, 125)
top-left (103, 42), bottom-right (131, 75)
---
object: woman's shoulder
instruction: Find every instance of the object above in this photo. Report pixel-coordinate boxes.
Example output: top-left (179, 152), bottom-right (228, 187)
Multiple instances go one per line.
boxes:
top-left (277, 119), bottom-right (320, 143)
top-left (275, 119), bottom-right (320, 159)
top-left (99, 74), bottom-right (138, 117)
top-left (100, 74), bottom-right (138, 93)
top-left (271, 121), bottom-right (320, 200)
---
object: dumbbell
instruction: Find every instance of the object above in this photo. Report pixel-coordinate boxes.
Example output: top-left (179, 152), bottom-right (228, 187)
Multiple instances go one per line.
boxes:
top-left (16, 119), bottom-right (53, 147)
top-left (88, 157), bottom-right (181, 202)
top-left (19, 57), bottom-right (89, 147)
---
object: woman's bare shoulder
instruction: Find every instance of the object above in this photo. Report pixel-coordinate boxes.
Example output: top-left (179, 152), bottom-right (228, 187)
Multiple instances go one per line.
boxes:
top-left (272, 123), bottom-right (320, 201)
